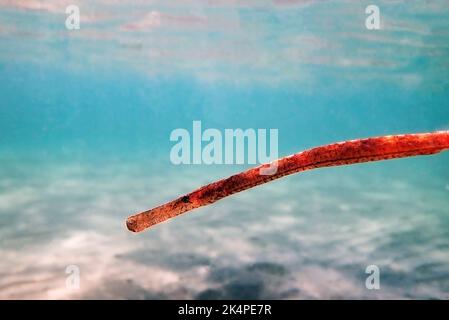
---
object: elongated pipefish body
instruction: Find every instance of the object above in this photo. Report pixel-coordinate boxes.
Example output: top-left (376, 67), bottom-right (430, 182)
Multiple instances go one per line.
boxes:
top-left (126, 131), bottom-right (449, 233)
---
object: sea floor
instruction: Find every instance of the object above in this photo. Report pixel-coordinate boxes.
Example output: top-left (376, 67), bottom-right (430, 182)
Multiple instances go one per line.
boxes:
top-left (1, 156), bottom-right (449, 299)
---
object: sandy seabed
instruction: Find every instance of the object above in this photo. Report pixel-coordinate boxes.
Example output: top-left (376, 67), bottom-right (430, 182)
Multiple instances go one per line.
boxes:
top-left (1, 157), bottom-right (449, 299)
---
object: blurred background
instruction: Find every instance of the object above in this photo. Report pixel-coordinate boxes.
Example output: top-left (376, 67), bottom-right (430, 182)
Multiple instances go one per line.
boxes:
top-left (0, 0), bottom-right (449, 299)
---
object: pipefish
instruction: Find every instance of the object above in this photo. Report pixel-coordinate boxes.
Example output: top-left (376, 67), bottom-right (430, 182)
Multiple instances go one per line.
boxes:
top-left (126, 131), bottom-right (449, 233)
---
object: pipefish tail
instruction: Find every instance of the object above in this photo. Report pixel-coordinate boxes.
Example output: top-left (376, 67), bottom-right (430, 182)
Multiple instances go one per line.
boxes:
top-left (126, 131), bottom-right (449, 233)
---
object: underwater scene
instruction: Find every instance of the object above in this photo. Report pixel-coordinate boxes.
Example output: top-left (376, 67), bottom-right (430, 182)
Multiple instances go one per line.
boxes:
top-left (1, 0), bottom-right (449, 299)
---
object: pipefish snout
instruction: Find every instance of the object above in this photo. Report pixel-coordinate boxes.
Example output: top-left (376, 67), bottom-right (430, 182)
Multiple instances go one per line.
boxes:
top-left (126, 131), bottom-right (449, 233)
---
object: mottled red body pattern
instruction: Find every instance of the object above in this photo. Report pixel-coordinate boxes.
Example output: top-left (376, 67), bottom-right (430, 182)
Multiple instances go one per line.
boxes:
top-left (127, 131), bottom-right (449, 233)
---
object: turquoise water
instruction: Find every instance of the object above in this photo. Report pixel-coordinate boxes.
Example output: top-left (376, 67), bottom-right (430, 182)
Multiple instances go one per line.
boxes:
top-left (1, 1), bottom-right (449, 299)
